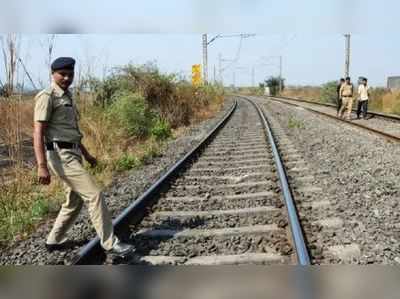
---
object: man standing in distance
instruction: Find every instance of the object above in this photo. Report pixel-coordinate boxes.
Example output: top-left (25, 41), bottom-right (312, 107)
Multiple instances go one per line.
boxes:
top-left (33, 57), bottom-right (134, 257)
top-left (339, 76), bottom-right (354, 120)
top-left (357, 77), bottom-right (370, 119)
top-left (336, 78), bottom-right (345, 117)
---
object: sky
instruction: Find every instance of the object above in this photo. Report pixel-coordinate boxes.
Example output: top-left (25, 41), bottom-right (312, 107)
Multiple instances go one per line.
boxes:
top-left (1, 0), bottom-right (400, 88)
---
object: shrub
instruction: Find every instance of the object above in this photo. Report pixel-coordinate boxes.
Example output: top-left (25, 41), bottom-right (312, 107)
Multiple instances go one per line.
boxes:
top-left (151, 118), bottom-right (172, 141)
top-left (139, 139), bottom-right (162, 164)
top-left (320, 81), bottom-right (338, 104)
top-left (82, 63), bottom-right (224, 129)
top-left (107, 91), bottom-right (156, 138)
top-left (31, 195), bottom-right (51, 219)
top-left (115, 153), bottom-right (139, 171)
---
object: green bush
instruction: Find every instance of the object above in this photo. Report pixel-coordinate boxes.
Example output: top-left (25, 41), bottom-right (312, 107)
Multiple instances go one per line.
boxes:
top-left (140, 141), bottom-right (162, 164)
top-left (115, 153), bottom-right (140, 171)
top-left (151, 118), bottom-right (172, 141)
top-left (84, 62), bottom-right (224, 128)
top-left (320, 81), bottom-right (338, 104)
top-left (31, 196), bottom-right (51, 219)
top-left (107, 91), bottom-right (156, 138)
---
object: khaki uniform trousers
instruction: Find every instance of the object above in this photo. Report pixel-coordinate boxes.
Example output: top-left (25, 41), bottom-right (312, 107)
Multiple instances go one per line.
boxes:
top-left (46, 147), bottom-right (116, 250)
top-left (339, 96), bottom-right (353, 120)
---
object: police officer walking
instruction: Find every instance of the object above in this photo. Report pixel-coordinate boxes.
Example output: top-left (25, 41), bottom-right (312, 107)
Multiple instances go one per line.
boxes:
top-left (336, 78), bottom-right (345, 117)
top-left (33, 57), bottom-right (134, 257)
top-left (357, 77), bottom-right (370, 119)
top-left (338, 76), bottom-right (354, 120)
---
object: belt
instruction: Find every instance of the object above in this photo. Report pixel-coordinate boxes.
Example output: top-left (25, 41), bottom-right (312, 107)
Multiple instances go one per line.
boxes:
top-left (45, 141), bottom-right (80, 151)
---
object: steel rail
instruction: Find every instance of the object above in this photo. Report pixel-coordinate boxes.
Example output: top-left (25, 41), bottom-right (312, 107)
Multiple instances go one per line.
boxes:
top-left (72, 99), bottom-right (238, 265)
top-left (242, 96), bottom-right (311, 266)
top-left (267, 96), bottom-right (400, 143)
top-left (273, 95), bottom-right (400, 122)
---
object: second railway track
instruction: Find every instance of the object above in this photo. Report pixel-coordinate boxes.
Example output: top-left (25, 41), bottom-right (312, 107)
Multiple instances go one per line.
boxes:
top-left (73, 97), bottom-right (313, 265)
top-left (267, 95), bottom-right (400, 142)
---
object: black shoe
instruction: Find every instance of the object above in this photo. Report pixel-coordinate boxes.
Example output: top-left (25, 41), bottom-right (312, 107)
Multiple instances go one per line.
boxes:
top-left (106, 241), bottom-right (135, 257)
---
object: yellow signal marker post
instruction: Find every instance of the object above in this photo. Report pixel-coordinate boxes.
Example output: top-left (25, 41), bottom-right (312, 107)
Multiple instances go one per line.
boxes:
top-left (192, 64), bottom-right (203, 86)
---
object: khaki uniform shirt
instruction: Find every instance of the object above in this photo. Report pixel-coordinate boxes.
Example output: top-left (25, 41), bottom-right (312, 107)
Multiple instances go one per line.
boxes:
top-left (34, 82), bottom-right (83, 143)
top-left (340, 83), bottom-right (354, 97)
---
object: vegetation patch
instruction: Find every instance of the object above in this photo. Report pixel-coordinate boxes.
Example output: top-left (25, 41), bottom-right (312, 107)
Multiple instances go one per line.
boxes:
top-left (288, 116), bottom-right (305, 129)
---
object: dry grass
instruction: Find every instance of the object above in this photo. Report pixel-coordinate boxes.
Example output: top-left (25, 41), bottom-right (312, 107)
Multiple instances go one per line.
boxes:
top-left (193, 93), bottom-right (225, 122)
top-left (0, 95), bottom-right (60, 246)
top-left (379, 91), bottom-right (400, 114)
top-left (282, 86), bottom-right (322, 100)
top-left (0, 96), bottom-right (33, 162)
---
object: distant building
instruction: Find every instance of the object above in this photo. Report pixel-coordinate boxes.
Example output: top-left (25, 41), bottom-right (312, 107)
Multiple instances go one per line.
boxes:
top-left (387, 76), bottom-right (400, 90)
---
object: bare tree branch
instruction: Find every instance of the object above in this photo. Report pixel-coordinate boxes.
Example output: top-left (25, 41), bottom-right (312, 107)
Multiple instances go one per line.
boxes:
top-left (1, 34), bottom-right (20, 96)
top-left (18, 58), bottom-right (37, 90)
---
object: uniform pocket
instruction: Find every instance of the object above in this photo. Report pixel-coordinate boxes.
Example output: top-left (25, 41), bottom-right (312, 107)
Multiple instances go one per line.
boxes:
top-left (53, 98), bottom-right (76, 123)
top-left (59, 148), bottom-right (83, 166)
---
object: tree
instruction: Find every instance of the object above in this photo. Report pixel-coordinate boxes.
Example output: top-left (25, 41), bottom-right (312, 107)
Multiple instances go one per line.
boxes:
top-left (0, 77), bottom-right (5, 96)
top-left (1, 34), bottom-right (20, 97)
top-left (265, 76), bottom-right (285, 96)
top-left (39, 34), bottom-right (56, 85)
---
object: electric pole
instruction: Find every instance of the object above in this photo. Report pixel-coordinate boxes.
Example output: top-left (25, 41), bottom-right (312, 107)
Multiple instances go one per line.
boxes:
top-left (213, 65), bottom-right (216, 84)
top-left (218, 53), bottom-right (222, 84)
top-left (202, 34), bottom-right (208, 84)
top-left (202, 33), bottom-right (255, 86)
top-left (279, 56), bottom-right (283, 94)
top-left (251, 66), bottom-right (255, 87)
top-left (344, 34), bottom-right (351, 78)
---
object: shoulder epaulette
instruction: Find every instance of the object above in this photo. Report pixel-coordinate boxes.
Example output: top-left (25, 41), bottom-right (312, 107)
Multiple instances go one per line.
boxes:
top-left (35, 87), bottom-right (54, 98)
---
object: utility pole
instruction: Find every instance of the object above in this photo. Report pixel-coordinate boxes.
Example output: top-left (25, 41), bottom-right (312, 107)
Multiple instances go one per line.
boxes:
top-left (251, 66), bottom-right (255, 87)
top-left (218, 53), bottom-right (222, 84)
top-left (202, 33), bottom-right (255, 86)
top-left (202, 34), bottom-right (208, 84)
top-left (213, 65), bottom-right (216, 84)
top-left (344, 34), bottom-right (351, 78)
top-left (279, 56), bottom-right (282, 93)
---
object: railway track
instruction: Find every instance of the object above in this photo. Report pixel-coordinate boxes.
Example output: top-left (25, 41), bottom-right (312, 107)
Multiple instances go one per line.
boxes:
top-left (237, 95), bottom-right (400, 264)
top-left (73, 97), bottom-right (313, 265)
top-left (267, 96), bottom-right (400, 142)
